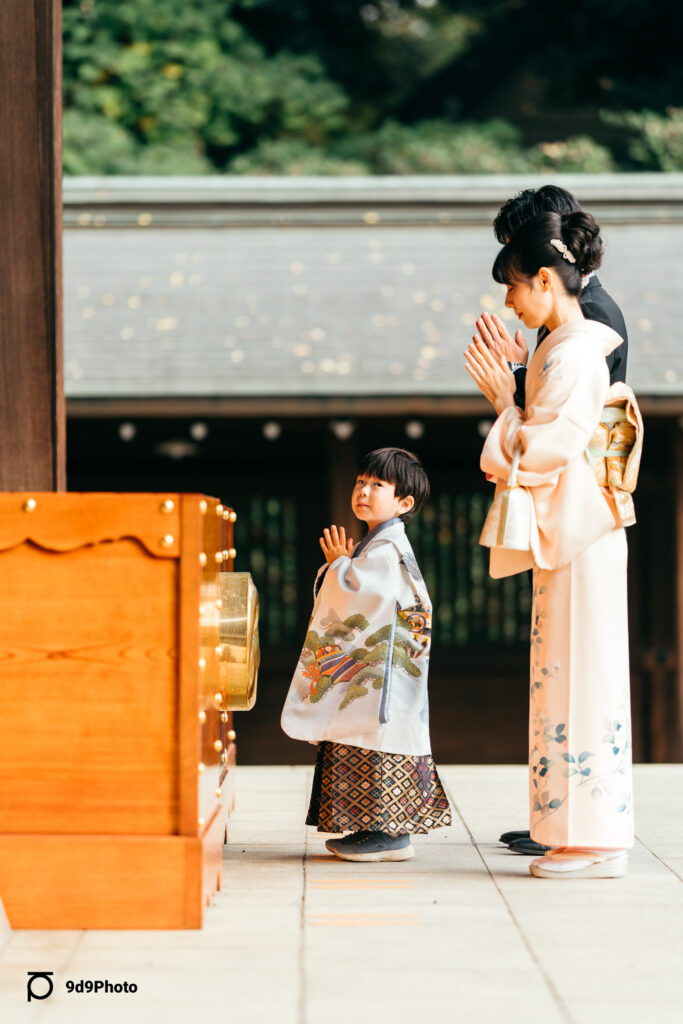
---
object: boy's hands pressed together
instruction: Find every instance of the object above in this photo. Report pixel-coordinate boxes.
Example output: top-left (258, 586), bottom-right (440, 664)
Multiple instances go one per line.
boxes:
top-left (320, 525), bottom-right (355, 565)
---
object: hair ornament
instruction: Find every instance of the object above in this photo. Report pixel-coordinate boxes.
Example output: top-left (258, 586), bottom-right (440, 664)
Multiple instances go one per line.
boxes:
top-left (549, 238), bottom-right (576, 264)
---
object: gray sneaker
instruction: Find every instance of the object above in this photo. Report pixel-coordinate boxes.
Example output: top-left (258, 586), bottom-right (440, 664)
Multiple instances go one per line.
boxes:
top-left (325, 830), bottom-right (414, 862)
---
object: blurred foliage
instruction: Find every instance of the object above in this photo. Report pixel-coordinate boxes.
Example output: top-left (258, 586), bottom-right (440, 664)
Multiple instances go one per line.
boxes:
top-left (338, 119), bottom-right (528, 174)
top-left (62, 0), bottom-right (683, 175)
top-left (603, 108), bottom-right (683, 172)
top-left (229, 139), bottom-right (368, 176)
top-left (526, 137), bottom-right (616, 175)
top-left (336, 120), bottom-right (616, 175)
top-left (63, 0), bottom-right (351, 174)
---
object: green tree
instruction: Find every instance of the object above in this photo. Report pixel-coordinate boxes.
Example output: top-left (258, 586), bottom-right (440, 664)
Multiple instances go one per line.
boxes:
top-left (62, 0), bottom-right (683, 174)
top-left (63, 0), bottom-right (352, 174)
top-left (603, 108), bottom-right (683, 172)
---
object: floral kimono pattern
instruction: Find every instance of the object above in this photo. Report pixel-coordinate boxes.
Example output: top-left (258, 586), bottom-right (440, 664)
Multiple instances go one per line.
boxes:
top-left (528, 529), bottom-right (633, 847)
top-left (481, 320), bottom-right (635, 849)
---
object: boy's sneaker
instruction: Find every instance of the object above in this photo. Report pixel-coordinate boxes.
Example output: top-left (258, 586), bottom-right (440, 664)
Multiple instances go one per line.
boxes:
top-left (325, 830), bottom-right (414, 862)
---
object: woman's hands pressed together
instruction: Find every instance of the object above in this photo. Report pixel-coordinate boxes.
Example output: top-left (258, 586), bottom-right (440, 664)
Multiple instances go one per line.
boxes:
top-left (464, 338), bottom-right (517, 415)
top-left (320, 525), bottom-right (356, 565)
top-left (475, 311), bottom-right (528, 366)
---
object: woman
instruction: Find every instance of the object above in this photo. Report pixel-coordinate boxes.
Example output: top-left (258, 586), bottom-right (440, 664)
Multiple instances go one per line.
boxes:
top-left (465, 211), bottom-right (634, 878)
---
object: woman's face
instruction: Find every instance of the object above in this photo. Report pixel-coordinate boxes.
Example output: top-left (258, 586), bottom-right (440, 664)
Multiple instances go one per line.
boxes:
top-left (503, 270), bottom-right (554, 329)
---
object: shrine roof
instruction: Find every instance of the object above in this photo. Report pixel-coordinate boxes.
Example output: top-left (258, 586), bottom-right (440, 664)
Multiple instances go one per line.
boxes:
top-left (62, 175), bottom-right (683, 402)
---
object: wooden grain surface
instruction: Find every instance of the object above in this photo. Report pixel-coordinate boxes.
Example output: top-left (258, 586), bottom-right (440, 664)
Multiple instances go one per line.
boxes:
top-left (0, 538), bottom-right (179, 834)
top-left (0, 492), bottom-right (236, 928)
top-left (178, 497), bottom-right (202, 835)
top-left (199, 803), bottom-right (227, 908)
top-left (0, 492), bottom-right (181, 557)
top-left (675, 430), bottom-right (683, 761)
top-left (0, 835), bottom-right (203, 929)
top-left (0, 0), bottom-right (65, 490)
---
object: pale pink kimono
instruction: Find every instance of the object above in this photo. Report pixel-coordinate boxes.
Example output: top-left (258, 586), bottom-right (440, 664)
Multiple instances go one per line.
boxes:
top-left (481, 320), bottom-right (634, 850)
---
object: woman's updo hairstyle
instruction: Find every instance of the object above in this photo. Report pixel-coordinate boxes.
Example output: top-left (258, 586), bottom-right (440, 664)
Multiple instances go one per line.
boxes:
top-left (492, 210), bottom-right (603, 296)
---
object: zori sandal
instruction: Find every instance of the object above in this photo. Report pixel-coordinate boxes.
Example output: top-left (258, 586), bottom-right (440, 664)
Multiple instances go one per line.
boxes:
top-left (529, 847), bottom-right (628, 879)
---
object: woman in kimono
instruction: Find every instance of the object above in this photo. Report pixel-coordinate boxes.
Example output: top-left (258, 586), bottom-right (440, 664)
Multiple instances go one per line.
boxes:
top-left (465, 211), bottom-right (635, 878)
top-left (281, 447), bottom-right (451, 862)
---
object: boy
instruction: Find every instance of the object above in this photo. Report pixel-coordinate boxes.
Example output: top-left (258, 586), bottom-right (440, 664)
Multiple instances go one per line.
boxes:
top-left (281, 447), bottom-right (451, 862)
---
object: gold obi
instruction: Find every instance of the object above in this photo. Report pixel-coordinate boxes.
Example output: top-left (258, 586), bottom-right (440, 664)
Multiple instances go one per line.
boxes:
top-left (585, 383), bottom-right (643, 528)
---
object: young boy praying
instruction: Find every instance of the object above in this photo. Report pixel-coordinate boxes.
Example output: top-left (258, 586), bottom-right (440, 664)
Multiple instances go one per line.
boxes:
top-left (281, 447), bottom-right (451, 862)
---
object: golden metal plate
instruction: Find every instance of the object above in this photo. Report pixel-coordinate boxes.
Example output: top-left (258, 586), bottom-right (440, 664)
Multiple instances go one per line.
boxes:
top-left (218, 572), bottom-right (260, 711)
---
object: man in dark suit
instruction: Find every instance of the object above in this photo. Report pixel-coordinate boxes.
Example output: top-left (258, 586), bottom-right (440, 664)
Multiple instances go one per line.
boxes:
top-left (475, 185), bottom-right (629, 856)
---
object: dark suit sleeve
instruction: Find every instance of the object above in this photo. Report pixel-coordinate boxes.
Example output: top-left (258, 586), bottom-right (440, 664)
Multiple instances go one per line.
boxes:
top-left (513, 366), bottom-right (526, 409)
top-left (581, 299), bottom-right (628, 385)
top-left (514, 325), bottom-right (547, 409)
top-left (605, 348), bottom-right (626, 385)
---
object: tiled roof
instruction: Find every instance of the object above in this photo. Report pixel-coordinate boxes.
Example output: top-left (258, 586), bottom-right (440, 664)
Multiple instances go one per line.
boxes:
top-left (63, 176), bottom-right (683, 398)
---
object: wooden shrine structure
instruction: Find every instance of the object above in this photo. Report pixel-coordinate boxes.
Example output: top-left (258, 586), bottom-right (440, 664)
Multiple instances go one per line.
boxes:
top-left (0, 1), bottom-right (254, 929)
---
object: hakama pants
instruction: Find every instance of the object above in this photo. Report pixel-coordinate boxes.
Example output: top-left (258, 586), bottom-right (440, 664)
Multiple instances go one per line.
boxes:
top-left (306, 741), bottom-right (452, 835)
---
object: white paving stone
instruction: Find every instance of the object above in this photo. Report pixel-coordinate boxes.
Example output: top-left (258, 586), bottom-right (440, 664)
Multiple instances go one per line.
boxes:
top-left (0, 764), bottom-right (681, 1024)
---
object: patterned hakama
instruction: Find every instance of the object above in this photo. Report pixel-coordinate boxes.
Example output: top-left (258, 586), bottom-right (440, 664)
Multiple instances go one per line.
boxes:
top-left (529, 527), bottom-right (634, 849)
top-left (306, 741), bottom-right (452, 836)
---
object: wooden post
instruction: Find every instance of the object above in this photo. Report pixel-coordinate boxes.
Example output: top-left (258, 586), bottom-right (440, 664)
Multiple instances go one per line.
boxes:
top-left (675, 427), bottom-right (683, 760)
top-left (328, 428), bottom-right (358, 542)
top-left (0, 0), bottom-right (65, 490)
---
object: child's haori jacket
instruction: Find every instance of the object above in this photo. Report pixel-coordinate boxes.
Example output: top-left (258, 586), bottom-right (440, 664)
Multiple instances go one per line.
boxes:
top-left (281, 518), bottom-right (433, 756)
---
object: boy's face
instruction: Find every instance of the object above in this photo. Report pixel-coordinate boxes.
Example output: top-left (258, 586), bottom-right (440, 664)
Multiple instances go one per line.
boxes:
top-left (352, 474), bottom-right (414, 530)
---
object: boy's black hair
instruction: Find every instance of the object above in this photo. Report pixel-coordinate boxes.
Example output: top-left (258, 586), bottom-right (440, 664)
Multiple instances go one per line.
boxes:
top-left (493, 186), bottom-right (581, 245)
top-left (356, 447), bottom-right (429, 523)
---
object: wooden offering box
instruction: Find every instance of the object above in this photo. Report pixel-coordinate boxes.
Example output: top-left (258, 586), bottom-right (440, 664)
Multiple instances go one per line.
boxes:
top-left (0, 493), bottom-right (242, 929)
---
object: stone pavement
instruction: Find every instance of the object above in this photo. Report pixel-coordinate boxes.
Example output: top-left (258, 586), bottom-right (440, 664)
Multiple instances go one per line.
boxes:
top-left (1, 764), bottom-right (681, 1024)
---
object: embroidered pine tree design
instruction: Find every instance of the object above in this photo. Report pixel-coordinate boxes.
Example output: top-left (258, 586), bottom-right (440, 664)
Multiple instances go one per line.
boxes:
top-left (300, 606), bottom-right (429, 709)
